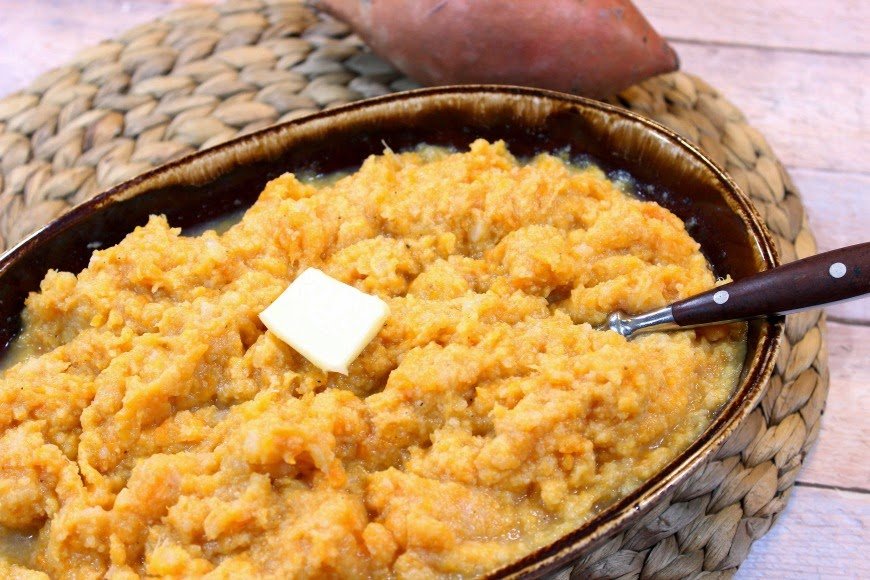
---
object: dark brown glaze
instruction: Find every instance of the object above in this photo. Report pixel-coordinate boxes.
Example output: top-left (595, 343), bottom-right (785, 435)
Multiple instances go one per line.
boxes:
top-left (0, 86), bottom-right (782, 578)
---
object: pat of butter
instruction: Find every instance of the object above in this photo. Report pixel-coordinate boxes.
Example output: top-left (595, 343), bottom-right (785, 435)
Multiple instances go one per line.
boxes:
top-left (259, 268), bottom-right (389, 375)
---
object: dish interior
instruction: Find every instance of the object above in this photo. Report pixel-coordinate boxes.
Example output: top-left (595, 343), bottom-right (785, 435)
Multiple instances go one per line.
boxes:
top-left (0, 89), bottom-right (778, 578)
top-left (0, 95), bottom-right (766, 354)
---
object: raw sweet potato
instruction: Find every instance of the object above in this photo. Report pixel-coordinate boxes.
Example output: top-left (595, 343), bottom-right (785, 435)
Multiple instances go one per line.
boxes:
top-left (316, 0), bottom-right (678, 98)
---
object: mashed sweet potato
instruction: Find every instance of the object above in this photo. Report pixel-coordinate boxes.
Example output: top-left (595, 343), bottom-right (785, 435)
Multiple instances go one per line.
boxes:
top-left (0, 140), bottom-right (744, 578)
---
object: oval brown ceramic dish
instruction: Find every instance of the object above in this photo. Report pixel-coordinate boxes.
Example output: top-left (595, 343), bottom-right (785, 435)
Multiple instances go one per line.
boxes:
top-left (0, 86), bottom-right (781, 578)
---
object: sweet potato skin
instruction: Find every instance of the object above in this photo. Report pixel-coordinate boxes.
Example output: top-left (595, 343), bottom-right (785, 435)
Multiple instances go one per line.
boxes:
top-left (317, 0), bottom-right (678, 98)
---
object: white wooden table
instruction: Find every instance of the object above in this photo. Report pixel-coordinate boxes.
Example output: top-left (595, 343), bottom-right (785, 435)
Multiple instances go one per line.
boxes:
top-left (0, 1), bottom-right (867, 576)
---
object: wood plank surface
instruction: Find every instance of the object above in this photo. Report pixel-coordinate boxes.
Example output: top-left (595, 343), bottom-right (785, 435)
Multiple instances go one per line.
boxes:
top-left (638, 0), bottom-right (870, 54)
top-left (798, 322), bottom-right (870, 490)
top-left (0, 0), bottom-right (183, 93)
top-left (0, 0), bottom-right (867, 577)
top-left (795, 169), bottom-right (870, 254)
top-left (794, 169), bottom-right (869, 322)
top-left (738, 485), bottom-right (869, 578)
top-left (671, 42), bottom-right (868, 175)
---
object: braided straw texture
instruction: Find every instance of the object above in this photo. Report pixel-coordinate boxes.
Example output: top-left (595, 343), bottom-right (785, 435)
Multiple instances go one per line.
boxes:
top-left (0, 1), bottom-right (827, 577)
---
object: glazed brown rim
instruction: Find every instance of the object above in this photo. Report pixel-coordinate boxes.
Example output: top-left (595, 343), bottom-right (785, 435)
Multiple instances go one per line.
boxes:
top-left (0, 86), bottom-right (782, 578)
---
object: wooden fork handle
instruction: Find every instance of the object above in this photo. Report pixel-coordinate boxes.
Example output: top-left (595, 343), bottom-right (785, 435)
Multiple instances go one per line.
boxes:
top-left (671, 242), bottom-right (870, 327)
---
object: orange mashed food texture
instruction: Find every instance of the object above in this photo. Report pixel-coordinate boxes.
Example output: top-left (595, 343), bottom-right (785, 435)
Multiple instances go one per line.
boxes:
top-left (0, 140), bottom-right (744, 578)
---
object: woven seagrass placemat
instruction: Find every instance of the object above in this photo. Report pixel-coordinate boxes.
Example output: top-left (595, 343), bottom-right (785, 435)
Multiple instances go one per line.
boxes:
top-left (0, 1), bottom-right (828, 577)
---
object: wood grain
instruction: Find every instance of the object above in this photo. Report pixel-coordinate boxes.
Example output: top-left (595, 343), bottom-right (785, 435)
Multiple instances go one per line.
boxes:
top-left (799, 322), bottom-right (870, 489)
top-left (637, 0), bottom-right (870, 54)
top-left (795, 169), bottom-right (869, 322)
top-left (672, 42), bottom-right (869, 175)
top-left (796, 169), bottom-right (870, 253)
top-left (737, 485), bottom-right (869, 578)
top-left (0, 0), bottom-right (185, 93)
